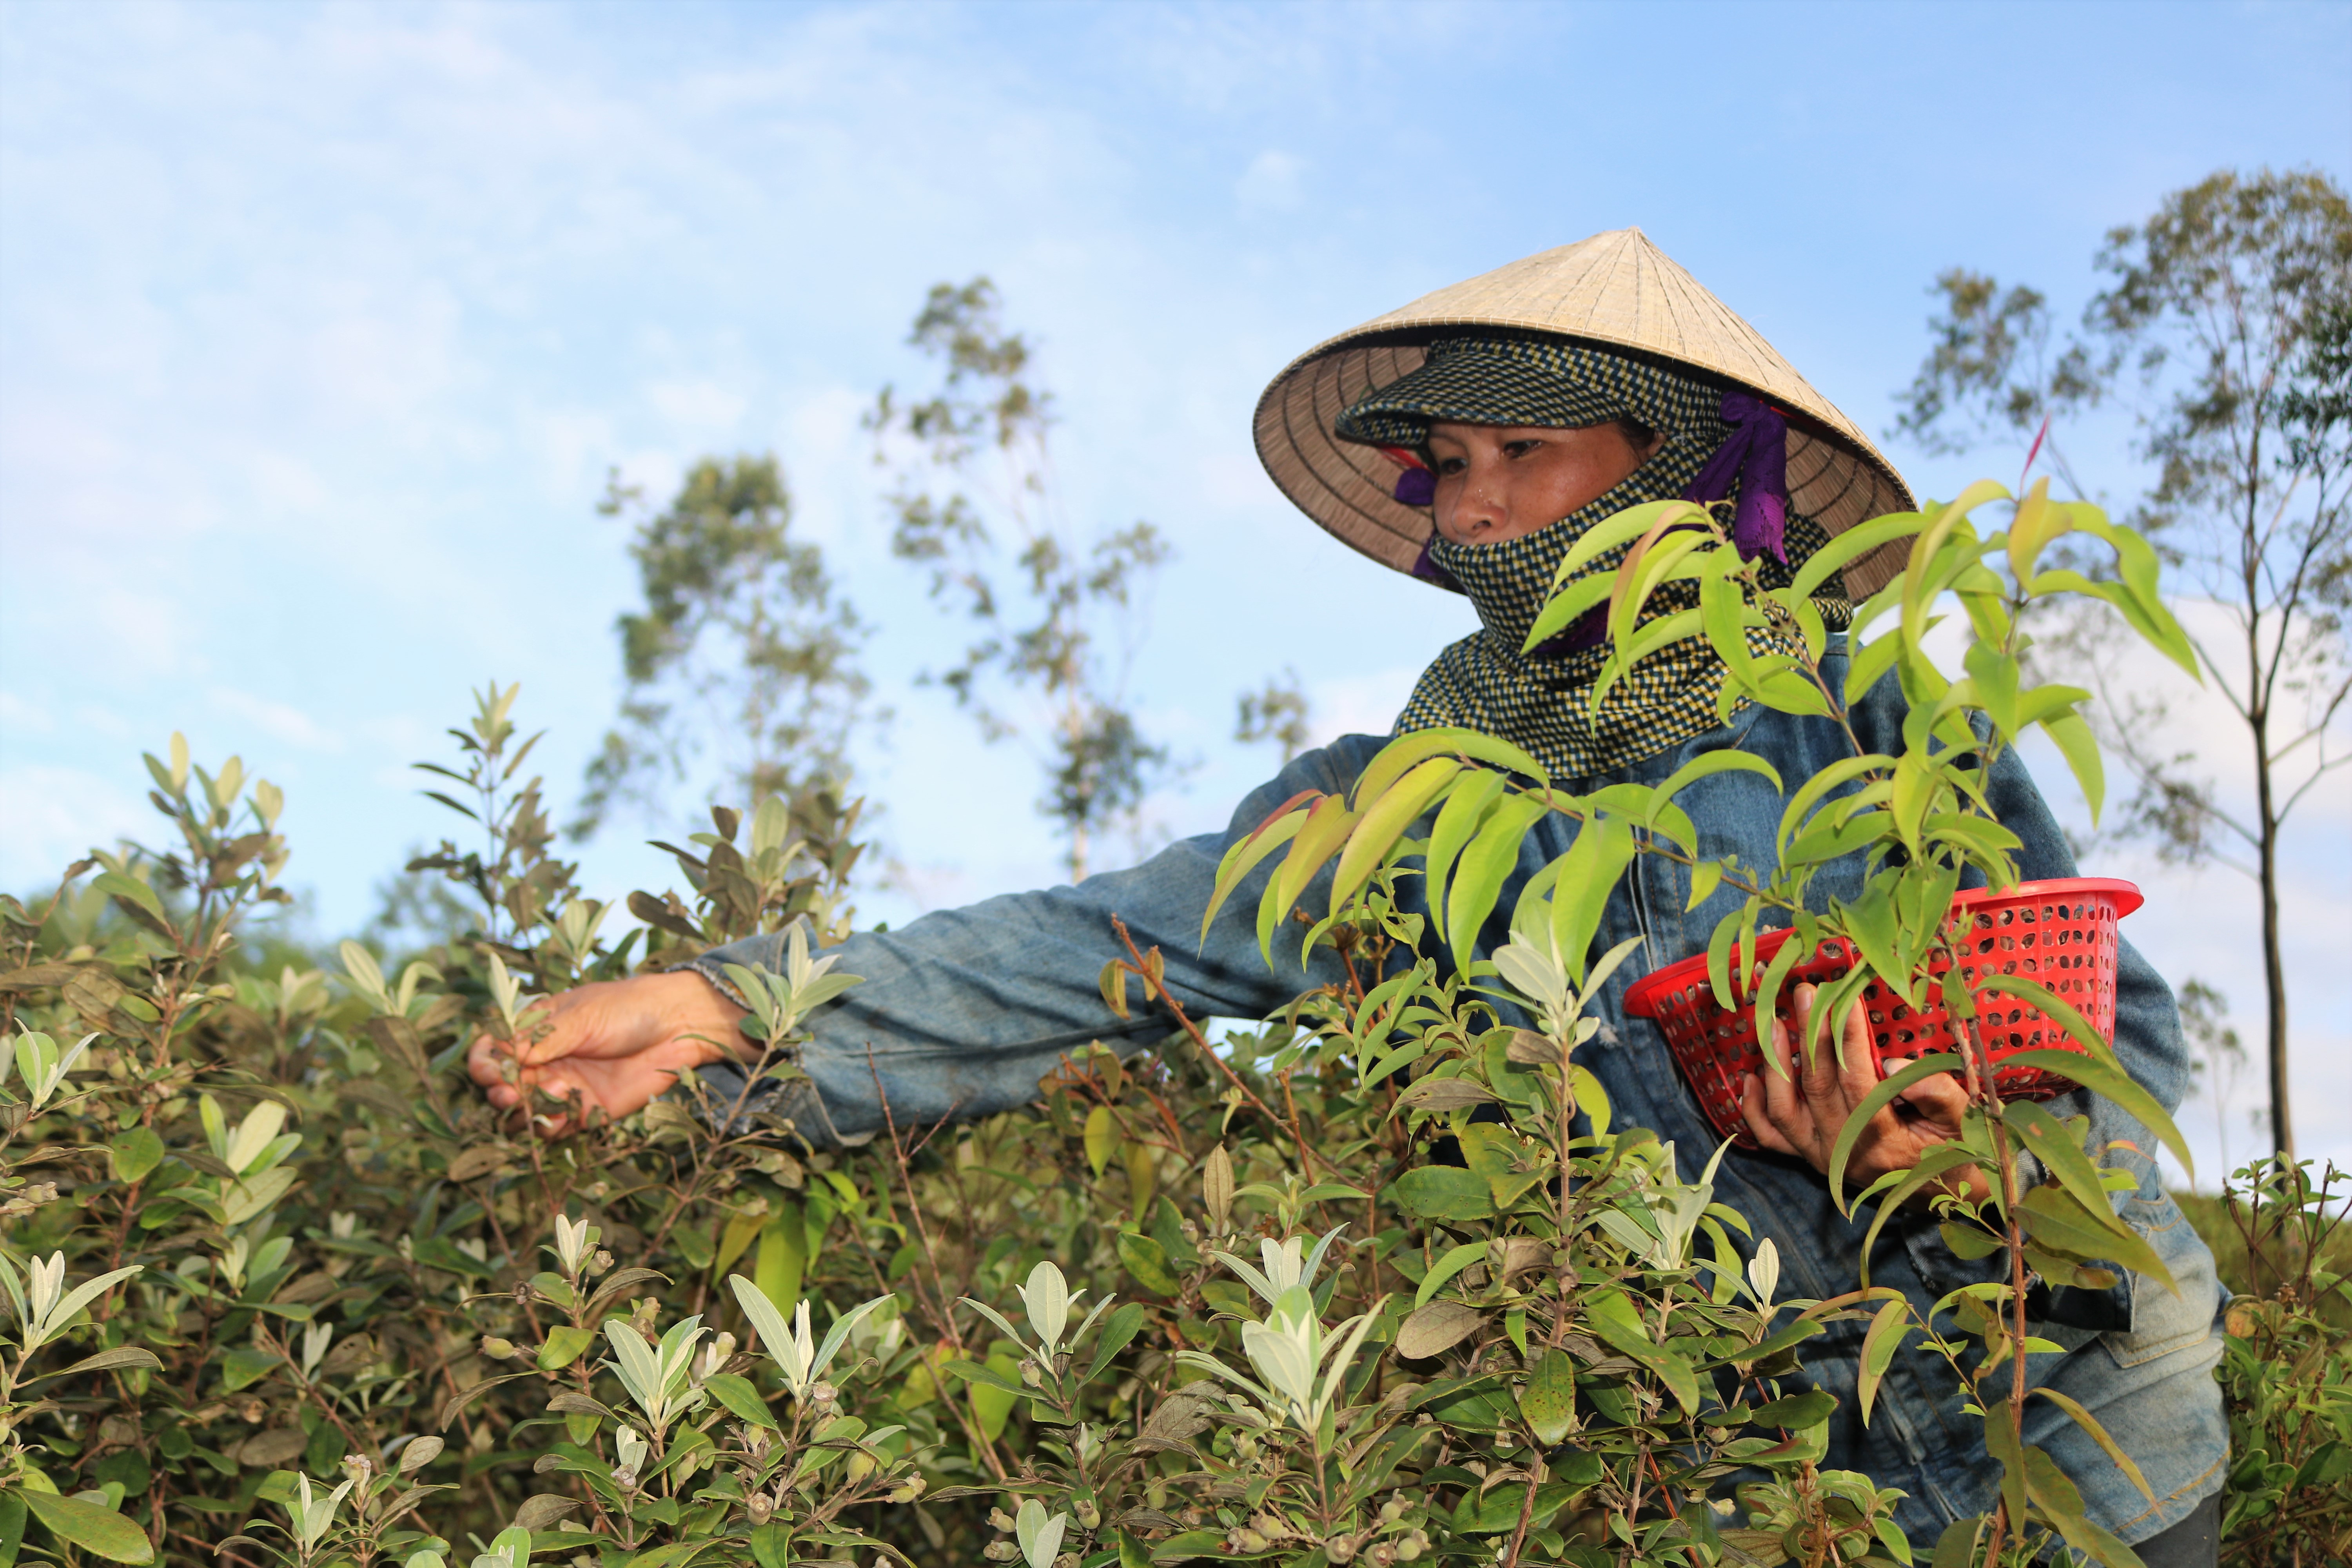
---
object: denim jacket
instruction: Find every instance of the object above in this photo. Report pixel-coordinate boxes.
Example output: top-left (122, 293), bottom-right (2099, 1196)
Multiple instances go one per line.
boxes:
top-left (692, 639), bottom-right (2226, 1546)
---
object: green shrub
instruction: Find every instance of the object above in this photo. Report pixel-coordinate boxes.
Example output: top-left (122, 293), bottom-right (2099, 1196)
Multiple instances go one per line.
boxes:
top-left (1, 485), bottom-right (2342, 1568)
top-left (2176, 1169), bottom-right (2352, 1566)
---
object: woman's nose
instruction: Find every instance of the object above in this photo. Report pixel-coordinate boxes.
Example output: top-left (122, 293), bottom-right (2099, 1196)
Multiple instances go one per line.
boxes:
top-left (1450, 468), bottom-right (1508, 534)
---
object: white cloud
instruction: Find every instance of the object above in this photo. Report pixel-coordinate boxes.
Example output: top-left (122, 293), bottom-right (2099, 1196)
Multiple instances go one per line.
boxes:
top-left (1236, 149), bottom-right (1305, 214)
top-left (82, 586), bottom-right (200, 682)
top-left (0, 765), bottom-right (149, 888)
top-left (647, 377), bottom-right (750, 439)
top-left (73, 704), bottom-right (133, 740)
top-left (210, 687), bottom-right (343, 753)
top-left (1309, 664), bottom-right (1423, 746)
top-left (0, 693), bottom-right (54, 735)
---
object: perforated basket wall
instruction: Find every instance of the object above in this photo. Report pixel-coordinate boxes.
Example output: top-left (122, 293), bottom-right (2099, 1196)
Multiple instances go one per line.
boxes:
top-left (1623, 878), bottom-right (2142, 1148)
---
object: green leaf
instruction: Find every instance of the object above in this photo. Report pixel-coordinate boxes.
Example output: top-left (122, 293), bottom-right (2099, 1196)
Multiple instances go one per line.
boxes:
top-left (1855, 1297), bottom-right (1912, 1425)
top-left (1517, 1348), bottom-right (1577, 1446)
top-left (1201, 792), bottom-right (1314, 944)
top-left (1794, 511), bottom-right (1930, 601)
top-left (1774, 754), bottom-right (1889, 858)
top-left (1522, 568), bottom-right (1617, 649)
top-left (1387, 1167), bottom-right (1496, 1222)
top-left (2015, 1187), bottom-right (2173, 1291)
top-left (1083, 1301), bottom-right (1148, 1385)
top-left (2002, 1102), bottom-right (2121, 1236)
top-left (1704, 1314), bottom-right (1825, 1370)
top-left (1423, 769), bottom-right (1510, 940)
top-left (968, 1351), bottom-right (1021, 1443)
top-left (1260, 795), bottom-right (1357, 963)
top-left (1148, 1531), bottom-right (1232, 1564)
top-left (1750, 1388), bottom-right (1837, 1431)
top-left (701, 1372), bottom-right (777, 1430)
top-left (1856, 1142), bottom-right (1984, 1285)
top-left (1846, 631), bottom-right (1907, 706)
top-left (22, 1491), bottom-right (154, 1565)
top-left (755, 1206), bottom-right (807, 1321)
top-left (1457, 1481), bottom-right (1579, 1535)
top-left (1938, 1220), bottom-right (2005, 1261)
top-left (93, 871), bottom-right (167, 924)
top-left (1706, 905), bottom-right (1744, 1010)
top-left (942, 1357), bottom-right (1028, 1395)
top-left (2031, 1386), bottom-right (2152, 1504)
top-left (1396, 1300), bottom-right (1485, 1360)
top-left (1701, 563), bottom-right (1761, 683)
top-left (1581, 1287), bottom-right (1652, 1354)
top-left (1116, 1231), bottom-right (1183, 1296)
top-left (2040, 711), bottom-right (2105, 825)
top-left (1960, 637), bottom-right (2022, 738)
top-left (219, 1347), bottom-right (281, 1392)
top-left (1083, 1105), bottom-right (1118, 1178)
top-left (1593, 607), bottom-right (1707, 710)
top-left (1605, 526), bottom-right (1711, 651)
top-left (1548, 816), bottom-right (1639, 984)
top-left (1655, 748), bottom-right (1784, 806)
top-left (1989, 1042), bottom-right (2193, 1181)
top-left (1446, 794), bottom-right (1550, 971)
top-left (0, 1490), bottom-right (25, 1568)
top-left (1554, 498), bottom-right (1704, 583)
top-left (1331, 756), bottom-right (1461, 914)
top-left (1824, 1055), bottom-right (1964, 1210)
top-left (537, 1325), bottom-right (596, 1372)
top-left (1928, 1517), bottom-right (1985, 1568)
top-left (23, 1346), bottom-right (164, 1385)
top-left (1415, 1242), bottom-right (1488, 1309)
top-left (2022, 1444), bottom-right (2143, 1568)
top-left (108, 1128), bottom-right (165, 1185)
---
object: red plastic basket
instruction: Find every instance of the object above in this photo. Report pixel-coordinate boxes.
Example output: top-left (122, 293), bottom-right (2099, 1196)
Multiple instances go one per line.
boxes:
top-left (1622, 878), bottom-right (2143, 1148)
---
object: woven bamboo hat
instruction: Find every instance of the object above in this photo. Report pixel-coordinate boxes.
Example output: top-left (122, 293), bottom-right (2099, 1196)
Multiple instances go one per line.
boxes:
top-left (1253, 228), bottom-right (1919, 596)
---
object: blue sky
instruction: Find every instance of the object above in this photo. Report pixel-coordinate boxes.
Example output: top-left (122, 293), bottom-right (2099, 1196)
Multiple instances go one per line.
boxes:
top-left (2, 0), bottom-right (2347, 1172)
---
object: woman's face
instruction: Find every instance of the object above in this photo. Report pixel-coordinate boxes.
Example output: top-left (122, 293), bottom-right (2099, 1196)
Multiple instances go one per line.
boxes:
top-left (1426, 420), bottom-right (1660, 546)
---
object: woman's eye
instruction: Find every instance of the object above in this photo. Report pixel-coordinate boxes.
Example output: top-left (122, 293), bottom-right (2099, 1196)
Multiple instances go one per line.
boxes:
top-left (1503, 440), bottom-right (1540, 459)
top-left (1434, 457), bottom-right (1466, 475)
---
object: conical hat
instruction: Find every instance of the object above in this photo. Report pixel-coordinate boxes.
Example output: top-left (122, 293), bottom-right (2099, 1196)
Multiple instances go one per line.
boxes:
top-left (1254, 228), bottom-right (1919, 596)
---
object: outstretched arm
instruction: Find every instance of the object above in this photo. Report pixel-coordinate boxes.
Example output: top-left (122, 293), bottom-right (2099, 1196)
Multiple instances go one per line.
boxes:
top-left (470, 738), bottom-right (1381, 1139)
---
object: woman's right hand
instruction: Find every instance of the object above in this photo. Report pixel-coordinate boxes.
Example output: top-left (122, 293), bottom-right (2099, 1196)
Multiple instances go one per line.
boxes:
top-left (465, 970), bottom-right (752, 1132)
top-left (1739, 981), bottom-right (1984, 1198)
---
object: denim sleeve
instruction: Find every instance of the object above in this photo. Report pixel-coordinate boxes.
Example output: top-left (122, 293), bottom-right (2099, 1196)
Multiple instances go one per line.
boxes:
top-left (682, 738), bottom-right (1378, 1145)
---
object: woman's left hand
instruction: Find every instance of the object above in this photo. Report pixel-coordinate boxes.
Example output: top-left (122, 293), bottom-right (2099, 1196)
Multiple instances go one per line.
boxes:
top-left (1739, 981), bottom-right (1983, 1197)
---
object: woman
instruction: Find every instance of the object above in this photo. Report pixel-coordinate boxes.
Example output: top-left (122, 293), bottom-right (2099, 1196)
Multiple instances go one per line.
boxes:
top-left (470, 230), bottom-right (2226, 1563)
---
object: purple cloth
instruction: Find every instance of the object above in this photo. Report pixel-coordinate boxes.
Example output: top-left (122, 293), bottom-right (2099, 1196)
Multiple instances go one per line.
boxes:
top-left (1681, 392), bottom-right (1789, 563)
top-left (1393, 466), bottom-right (1436, 507)
top-left (1408, 537), bottom-right (1464, 593)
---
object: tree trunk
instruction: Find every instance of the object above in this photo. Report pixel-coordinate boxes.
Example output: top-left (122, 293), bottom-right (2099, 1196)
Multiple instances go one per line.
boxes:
top-left (2256, 713), bottom-right (2294, 1166)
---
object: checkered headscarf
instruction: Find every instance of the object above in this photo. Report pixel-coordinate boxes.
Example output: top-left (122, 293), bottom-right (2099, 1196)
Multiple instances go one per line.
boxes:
top-left (1337, 333), bottom-right (1850, 779)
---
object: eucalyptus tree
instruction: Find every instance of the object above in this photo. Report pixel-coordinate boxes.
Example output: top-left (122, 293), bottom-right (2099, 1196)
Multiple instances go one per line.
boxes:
top-left (1235, 669), bottom-right (1314, 766)
top-left (572, 455), bottom-right (877, 844)
top-left (867, 278), bottom-right (1176, 882)
top-left (1896, 167), bottom-right (2351, 1161)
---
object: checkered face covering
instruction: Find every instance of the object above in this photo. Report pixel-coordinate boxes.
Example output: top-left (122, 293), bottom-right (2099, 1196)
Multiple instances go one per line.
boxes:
top-left (1341, 334), bottom-right (1850, 779)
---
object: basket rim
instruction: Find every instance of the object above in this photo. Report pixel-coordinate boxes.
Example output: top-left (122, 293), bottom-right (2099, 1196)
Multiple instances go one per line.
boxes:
top-left (1621, 877), bottom-right (2143, 1020)
top-left (1949, 875), bottom-right (2143, 919)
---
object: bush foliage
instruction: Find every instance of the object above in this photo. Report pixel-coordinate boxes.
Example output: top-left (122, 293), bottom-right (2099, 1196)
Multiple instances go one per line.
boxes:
top-left (1, 486), bottom-right (2347, 1568)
